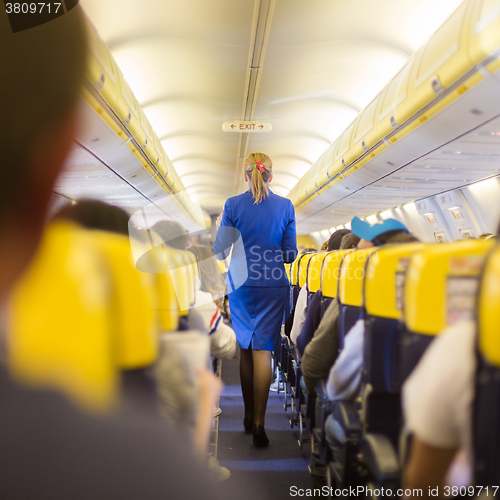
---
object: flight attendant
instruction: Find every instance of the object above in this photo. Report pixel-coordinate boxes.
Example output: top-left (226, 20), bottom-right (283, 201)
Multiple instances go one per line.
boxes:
top-left (213, 152), bottom-right (297, 447)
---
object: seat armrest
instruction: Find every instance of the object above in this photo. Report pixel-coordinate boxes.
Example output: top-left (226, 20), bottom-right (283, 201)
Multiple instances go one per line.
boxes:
top-left (361, 433), bottom-right (400, 488)
top-left (315, 378), bottom-right (329, 403)
top-left (294, 347), bottom-right (302, 364)
top-left (332, 400), bottom-right (362, 438)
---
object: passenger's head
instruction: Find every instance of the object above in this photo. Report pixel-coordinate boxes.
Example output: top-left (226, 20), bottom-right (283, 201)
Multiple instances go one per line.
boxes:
top-left (320, 241), bottom-right (329, 251)
top-left (0, 7), bottom-right (87, 299)
top-left (55, 200), bottom-right (129, 236)
top-left (351, 216), bottom-right (415, 248)
top-left (328, 229), bottom-right (351, 251)
top-left (188, 246), bottom-right (225, 301)
top-left (340, 233), bottom-right (360, 250)
top-left (480, 233), bottom-right (495, 240)
top-left (152, 220), bottom-right (188, 250)
top-left (244, 152), bottom-right (273, 204)
top-left (300, 247), bottom-right (317, 255)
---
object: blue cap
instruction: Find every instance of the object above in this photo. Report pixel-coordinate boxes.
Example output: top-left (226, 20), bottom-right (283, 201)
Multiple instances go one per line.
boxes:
top-left (351, 216), bottom-right (408, 244)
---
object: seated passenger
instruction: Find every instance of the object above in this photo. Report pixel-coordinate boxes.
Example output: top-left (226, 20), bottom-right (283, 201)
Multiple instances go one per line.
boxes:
top-left (324, 229), bottom-right (418, 462)
top-left (403, 321), bottom-right (475, 490)
top-left (301, 217), bottom-right (413, 394)
top-left (152, 220), bottom-right (189, 251)
top-left (290, 229), bottom-right (351, 346)
top-left (151, 220), bottom-right (205, 332)
top-left (54, 199), bottom-right (156, 410)
top-left (304, 218), bottom-right (416, 482)
top-left (339, 232), bottom-right (360, 250)
top-left (0, 6), bottom-right (227, 498)
top-left (295, 229), bottom-right (354, 355)
top-left (55, 199), bottom-right (129, 235)
top-left (188, 245), bottom-right (237, 360)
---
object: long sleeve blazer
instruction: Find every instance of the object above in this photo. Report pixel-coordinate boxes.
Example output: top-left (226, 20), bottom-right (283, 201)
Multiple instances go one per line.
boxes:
top-left (213, 190), bottom-right (298, 289)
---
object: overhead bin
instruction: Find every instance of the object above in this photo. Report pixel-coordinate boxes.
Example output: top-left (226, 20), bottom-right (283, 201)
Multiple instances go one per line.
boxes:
top-left (469, 0), bottom-right (500, 74)
top-left (81, 14), bottom-right (204, 229)
top-left (352, 94), bottom-right (382, 158)
top-left (335, 121), bottom-right (357, 170)
top-left (290, 0), bottom-right (500, 217)
top-left (410, 1), bottom-right (473, 113)
top-left (378, 59), bottom-right (414, 138)
top-left (86, 21), bottom-right (120, 112)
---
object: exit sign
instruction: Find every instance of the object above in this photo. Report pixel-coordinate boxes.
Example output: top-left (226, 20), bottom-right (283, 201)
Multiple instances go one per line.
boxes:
top-left (222, 121), bottom-right (272, 133)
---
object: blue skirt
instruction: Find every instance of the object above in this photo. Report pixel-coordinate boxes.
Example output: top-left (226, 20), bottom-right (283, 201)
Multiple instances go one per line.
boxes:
top-left (228, 286), bottom-right (287, 351)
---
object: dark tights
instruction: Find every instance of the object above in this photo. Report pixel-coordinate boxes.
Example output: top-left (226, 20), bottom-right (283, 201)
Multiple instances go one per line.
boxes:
top-left (240, 347), bottom-right (272, 427)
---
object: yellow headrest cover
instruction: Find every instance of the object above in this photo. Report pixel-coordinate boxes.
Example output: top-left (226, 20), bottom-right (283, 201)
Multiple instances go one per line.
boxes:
top-left (339, 248), bottom-right (377, 307)
top-left (298, 253), bottom-right (315, 288)
top-left (478, 244), bottom-right (500, 367)
top-left (8, 221), bottom-right (118, 413)
top-left (284, 263), bottom-right (292, 283)
top-left (321, 250), bottom-right (353, 299)
top-left (291, 256), bottom-right (300, 286)
top-left (405, 239), bottom-right (494, 336)
top-left (364, 243), bottom-right (426, 320)
top-left (165, 248), bottom-right (191, 316)
top-left (155, 246), bottom-right (181, 331)
top-left (307, 252), bottom-right (328, 294)
top-left (182, 251), bottom-right (197, 308)
top-left (92, 231), bottom-right (159, 370)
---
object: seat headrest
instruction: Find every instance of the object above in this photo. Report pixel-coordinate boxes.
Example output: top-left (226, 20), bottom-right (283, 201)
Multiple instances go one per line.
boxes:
top-left (405, 239), bottom-right (494, 336)
top-left (298, 252), bottom-right (315, 288)
top-left (320, 249), bottom-right (353, 299)
top-left (92, 231), bottom-right (159, 370)
top-left (477, 244), bottom-right (500, 367)
top-left (307, 252), bottom-right (328, 294)
top-left (364, 243), bottom-right (426, 319)
top-left (8, 221), bottom-right (118, 413)
top-left (339, 248), bottom-right (377, 307)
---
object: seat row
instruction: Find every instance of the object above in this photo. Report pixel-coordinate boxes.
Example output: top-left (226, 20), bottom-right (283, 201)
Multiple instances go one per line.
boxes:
top-left (7, 219), bottom-right (199, 413)
top-left (280, 237), bottom-right (500, 491)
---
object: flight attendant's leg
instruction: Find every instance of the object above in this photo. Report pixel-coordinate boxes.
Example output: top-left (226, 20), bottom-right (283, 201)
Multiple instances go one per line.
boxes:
top-left (240, 347), bottom-right (254, 430)
top-left (250, 349), bottom-right (271, 447)
top-left (252, 349), bottom-right (272, 427)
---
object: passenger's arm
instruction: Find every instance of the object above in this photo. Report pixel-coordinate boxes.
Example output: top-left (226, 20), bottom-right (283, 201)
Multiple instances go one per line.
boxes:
top-left (213, 200), bottom-right (235, 260)
top-left (404, 437), bottom-right (457, 497)
top-left (301, 300), bottom-right (340, 393)
top-left (326, 319), bottom-right (364, 401)
top-left (296, 292), bottom-right (322, 355)
top-left (209, 308), bottom-right (237, 359)
top-left (194, 368), bottom-right (222, 460)
top-left (281, 200), bottom-right (298, 263)
top-left (290, 285), bottom-right (308, 345)
top-left (402, 322), bottom-right (475, 495)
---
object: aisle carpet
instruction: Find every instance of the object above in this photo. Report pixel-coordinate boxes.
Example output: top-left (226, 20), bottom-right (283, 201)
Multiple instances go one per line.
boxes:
top-left (217, 358), bottom-right (313, 499)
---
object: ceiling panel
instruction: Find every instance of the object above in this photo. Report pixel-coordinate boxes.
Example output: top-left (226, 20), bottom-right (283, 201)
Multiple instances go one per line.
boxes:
top-left (81, 0), bottom-right (466, 215)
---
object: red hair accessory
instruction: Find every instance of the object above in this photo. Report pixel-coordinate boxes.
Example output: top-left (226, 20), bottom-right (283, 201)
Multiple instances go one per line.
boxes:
top-left (253, 162), bottom-right (265, 173)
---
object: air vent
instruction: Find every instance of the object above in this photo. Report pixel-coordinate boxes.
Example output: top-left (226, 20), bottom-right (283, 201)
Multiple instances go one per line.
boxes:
top-left (361, 140), bottom-right (368, 152)
top-left (390, 115), bottom-right (398, 129)
top-left (123, 112), bottom-right (132, 126)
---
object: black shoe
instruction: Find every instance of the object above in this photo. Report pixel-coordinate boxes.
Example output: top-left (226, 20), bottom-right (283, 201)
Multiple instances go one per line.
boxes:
top-left (243, 415), bottom-right (254, 434)
top-left (252, 424), bottom-right (269, 448)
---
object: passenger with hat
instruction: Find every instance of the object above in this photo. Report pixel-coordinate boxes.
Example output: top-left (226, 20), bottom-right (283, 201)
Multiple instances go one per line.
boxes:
top-left (302, 216), bottom-right (417, 483)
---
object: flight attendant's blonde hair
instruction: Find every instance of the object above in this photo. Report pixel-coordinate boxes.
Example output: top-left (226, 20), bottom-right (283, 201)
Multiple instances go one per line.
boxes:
top-left (244, 152), bottom-right (273, 204)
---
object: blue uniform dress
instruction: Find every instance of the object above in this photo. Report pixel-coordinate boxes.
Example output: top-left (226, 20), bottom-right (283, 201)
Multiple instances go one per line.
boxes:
top-left (213, 190), bottom-right (298, 352)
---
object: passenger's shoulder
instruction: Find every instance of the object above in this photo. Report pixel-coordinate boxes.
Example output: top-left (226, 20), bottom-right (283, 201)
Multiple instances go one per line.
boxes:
top-left (429, 320), bottom-right (475, 358)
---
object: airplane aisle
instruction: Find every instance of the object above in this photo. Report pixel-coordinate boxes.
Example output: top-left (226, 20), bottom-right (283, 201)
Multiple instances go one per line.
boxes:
top-left (218, 358), bottom-right (312, 499)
